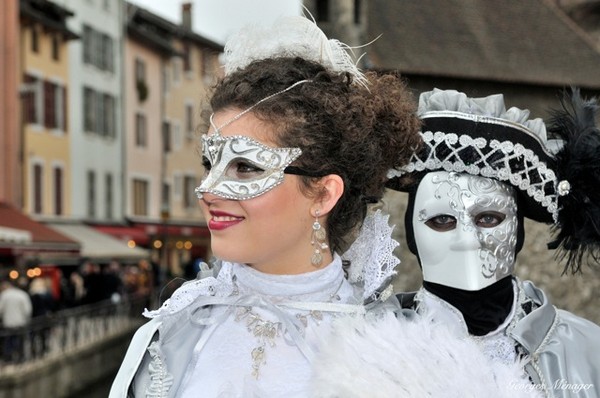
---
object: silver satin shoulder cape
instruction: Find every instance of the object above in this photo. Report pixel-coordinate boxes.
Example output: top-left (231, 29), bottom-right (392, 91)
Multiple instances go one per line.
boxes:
top-left (513, 280), bottom-right (600, 398)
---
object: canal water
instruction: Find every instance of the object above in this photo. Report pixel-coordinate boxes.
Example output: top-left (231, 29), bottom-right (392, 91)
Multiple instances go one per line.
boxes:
top-left (67, 373), bottom-right (114, 397)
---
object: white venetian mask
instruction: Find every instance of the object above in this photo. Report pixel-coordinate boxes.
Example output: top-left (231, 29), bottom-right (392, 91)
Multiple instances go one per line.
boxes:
top-left (413, 171), bottom-right (518, 291)
top-left (195, 133), bottom-right (302, 201)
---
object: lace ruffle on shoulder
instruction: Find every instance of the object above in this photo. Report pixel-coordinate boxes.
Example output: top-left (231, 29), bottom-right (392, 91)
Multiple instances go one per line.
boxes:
top-left (343, 210), bottom-right (400, 301)
top-left (143, 262), bottom-right (235, 318)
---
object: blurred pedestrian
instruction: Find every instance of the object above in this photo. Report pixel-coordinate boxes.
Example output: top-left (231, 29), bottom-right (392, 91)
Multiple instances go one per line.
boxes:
top-left (28, 277), bottom-right (54, 357)
top-left (0, 279), bottom-right (32, 362)
top-left (81, 261), bottom-right (104, 304)
top-left (103, 260), bottom-right (124, 303)
top-left (29, 277), bottom-right (54, 317)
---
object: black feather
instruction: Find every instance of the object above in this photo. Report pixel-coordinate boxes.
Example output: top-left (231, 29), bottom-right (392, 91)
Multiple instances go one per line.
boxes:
top-left (547, 88), bottom-right (600, 274)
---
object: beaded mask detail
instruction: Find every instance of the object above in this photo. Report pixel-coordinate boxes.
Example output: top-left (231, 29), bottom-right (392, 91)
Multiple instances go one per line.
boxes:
top-left (195, 134), bottom-right (302, 201)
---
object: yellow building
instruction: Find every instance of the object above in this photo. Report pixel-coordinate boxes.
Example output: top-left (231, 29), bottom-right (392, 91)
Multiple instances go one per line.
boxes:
top-left (19, 0), bottom-right (78, 219)
top-left (124, 2), bottom-right (222, 277)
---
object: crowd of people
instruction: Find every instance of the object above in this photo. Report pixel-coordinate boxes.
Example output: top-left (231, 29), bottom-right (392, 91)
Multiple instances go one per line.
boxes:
top-left (0, 258), bottom-right (159, 363)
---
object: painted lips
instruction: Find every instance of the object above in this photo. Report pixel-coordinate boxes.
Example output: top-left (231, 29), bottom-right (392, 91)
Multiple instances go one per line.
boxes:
top-left (208, 211), bottom-right (244, 231)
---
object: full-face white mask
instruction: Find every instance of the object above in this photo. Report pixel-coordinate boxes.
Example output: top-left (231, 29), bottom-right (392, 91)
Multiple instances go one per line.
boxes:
top-left (413, 171), bottom-right (518, 291)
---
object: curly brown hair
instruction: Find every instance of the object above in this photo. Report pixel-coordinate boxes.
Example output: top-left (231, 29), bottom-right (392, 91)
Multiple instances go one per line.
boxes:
top-left (210, 57), bottom-right (421, 253)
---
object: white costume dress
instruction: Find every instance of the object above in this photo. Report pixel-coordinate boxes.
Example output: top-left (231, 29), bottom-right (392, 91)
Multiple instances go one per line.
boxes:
top-left (110, 212), bottom-right (398, 397)
top-left (110, 212), bottom-right (543, 398)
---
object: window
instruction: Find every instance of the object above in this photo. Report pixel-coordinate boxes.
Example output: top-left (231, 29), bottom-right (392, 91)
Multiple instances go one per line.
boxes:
top-left (316, 0), bottom-right (329, 22)
top-left (103, 94), bottom-right (116, 137)
top-left (23, 74), bottom-right (42, 125)
top-left (87, 170), bottom-right (96, 218)
top-left (53, 167), bottom-right (63, 216)
top-left (173, 122), bottom-right (182, 150)
top-left (199, 49), bottom-right (209, 78)
top-left (174, 174), bottom-right (182, 199)
top-left (183, 176), bottom-right (196, 208)
top-left (183, 43), bottom-right (191, 72)
top-left (161, 183), bottom-right (170, 212)
top-left (83, 87), bottom-right (115, 137)
top-left (31, 27), bottom-right (39, 53)
top-left (33, 164), bottom-right (43, 214)
top-left (135, 58), bottom-right (148, 102)
top-left (83, 86), bottom-right (96, 132)
top-left (135, 58), bottom-right (146, 83)
top-left (354, 0), bottom-right (362, 24)
top-left (96, 90), bottom-right (105, 133)
top-left (105, 173), bottom-right (113, 219)
top-left (82, 25), bottom-right (114, 72)
top-left (162, 65), bottom-right (169, 94)
top-left (172, 58), bottom-right (181, 84)
top-left (44, 81), bottom-right (56, 128)
top-left (44, 81), bottom-right (66, 130)
top-left (132, 179), bottom-right (149, 216)
top-left (185, 104), bottom-right (194, 136)
top-left (51, 35), bottom-right (60, 61)
top-left (101, 33), bottom-right (114, 72)
top-left (162, 121), bottom-right (171, 153)
top-left (82, 25), bottom-right (93, 64)
top-left (135, 113), bottom-right (147, 147)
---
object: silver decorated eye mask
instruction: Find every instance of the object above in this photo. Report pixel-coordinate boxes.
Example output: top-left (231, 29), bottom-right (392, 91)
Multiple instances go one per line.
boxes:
top-left (194, 133), bottom-right (302, 200)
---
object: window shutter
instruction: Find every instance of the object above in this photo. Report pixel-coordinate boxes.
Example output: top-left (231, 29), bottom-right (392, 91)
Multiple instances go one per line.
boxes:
top-left (23, 74), bottom-right (36, 124)
top-left (63, 86), bottom-right (68, 132)
top-left (44, 80), bottom-right (55, 128)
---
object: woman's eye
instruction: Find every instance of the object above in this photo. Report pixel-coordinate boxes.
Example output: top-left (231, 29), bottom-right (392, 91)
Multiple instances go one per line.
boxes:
top-left (225, 160), bottom-right (265, 180)
top-left (424, 215), bottom-right (457, 232)
top-left (236, 161), bottom-right (263, 174)
top-left (475, 212), bottom-right (506, 228)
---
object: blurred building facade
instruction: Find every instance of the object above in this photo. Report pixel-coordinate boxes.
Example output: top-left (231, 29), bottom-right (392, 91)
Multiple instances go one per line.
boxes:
top-left (1, 0), bottom-right (223, 282)
top-left (123, 2), bottom-right (221, 277)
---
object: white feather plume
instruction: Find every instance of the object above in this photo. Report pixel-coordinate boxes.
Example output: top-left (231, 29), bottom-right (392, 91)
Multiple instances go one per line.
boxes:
top-left (311, 313), bottom-right (544, 398)
top-left (223, 16), bottom-right (367, 86)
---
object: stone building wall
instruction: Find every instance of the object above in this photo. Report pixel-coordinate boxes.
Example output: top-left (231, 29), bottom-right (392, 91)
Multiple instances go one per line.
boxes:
top-left (382, 189), bottom-right (600, 325)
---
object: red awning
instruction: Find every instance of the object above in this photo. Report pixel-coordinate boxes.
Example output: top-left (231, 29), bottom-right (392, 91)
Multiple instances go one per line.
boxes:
top-left (93, 225), bottom-right (151, 246)
top-left (0, 202), bottom-right (80, 260)
top-left (131, 221), bottom-right (210, 238)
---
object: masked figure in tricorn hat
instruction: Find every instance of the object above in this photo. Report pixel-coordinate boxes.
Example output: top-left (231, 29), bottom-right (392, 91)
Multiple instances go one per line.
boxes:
top-left (386, 88), bottom-right (600, 397)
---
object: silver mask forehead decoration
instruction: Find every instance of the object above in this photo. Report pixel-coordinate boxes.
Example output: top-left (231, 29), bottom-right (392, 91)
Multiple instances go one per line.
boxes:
top-left (195, 133), bottom-right (302, 201)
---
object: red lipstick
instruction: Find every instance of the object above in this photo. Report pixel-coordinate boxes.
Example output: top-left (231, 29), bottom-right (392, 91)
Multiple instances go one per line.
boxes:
top-left (208, 210), bottom-right (244, 231)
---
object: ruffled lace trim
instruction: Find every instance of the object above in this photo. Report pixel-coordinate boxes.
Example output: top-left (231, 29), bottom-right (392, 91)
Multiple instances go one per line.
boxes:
top-left (143, 262), bottom-right (235, 318)
top-left (145, 342), bottom-right (174, 398)
top-left (343, 210), bottom-right (400, 301)
top-left (417, 88), bottom-right (547, 141)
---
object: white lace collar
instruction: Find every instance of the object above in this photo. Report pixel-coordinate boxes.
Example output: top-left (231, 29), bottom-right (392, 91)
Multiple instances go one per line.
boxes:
top-left (232, 254), bottom-right (345, 299)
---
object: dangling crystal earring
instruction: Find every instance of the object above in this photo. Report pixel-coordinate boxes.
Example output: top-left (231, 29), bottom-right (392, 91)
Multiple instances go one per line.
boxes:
top-left (311, 210), bottom-right (328, 266)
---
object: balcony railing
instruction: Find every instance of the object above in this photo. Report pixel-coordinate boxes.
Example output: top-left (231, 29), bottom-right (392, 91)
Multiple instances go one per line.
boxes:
top-left (0, 295), bottom-right (147, 372)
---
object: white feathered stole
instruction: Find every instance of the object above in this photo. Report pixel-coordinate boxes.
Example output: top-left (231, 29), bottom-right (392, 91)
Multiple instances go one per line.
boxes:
top-left (311, 312), bottom-right (543, 398)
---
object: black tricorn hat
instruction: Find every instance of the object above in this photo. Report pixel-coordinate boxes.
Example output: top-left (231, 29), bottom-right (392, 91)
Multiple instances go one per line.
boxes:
top-left (387, 88), bottom-right (600, 273)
